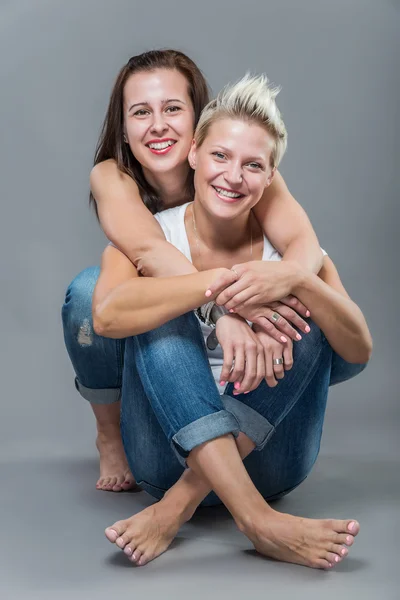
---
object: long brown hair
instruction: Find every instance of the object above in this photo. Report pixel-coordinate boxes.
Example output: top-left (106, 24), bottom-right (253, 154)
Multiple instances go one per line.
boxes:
top-left (90, 49), bottom-right (210, 218)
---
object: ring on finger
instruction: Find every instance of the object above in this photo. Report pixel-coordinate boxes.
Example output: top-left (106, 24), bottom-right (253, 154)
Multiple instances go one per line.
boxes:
top-left (231, 268), bottom-right (239, 279)
top-left (273, 357), bottom-right (284, 366)
top-left (270, 312), bottom-right (280, 323)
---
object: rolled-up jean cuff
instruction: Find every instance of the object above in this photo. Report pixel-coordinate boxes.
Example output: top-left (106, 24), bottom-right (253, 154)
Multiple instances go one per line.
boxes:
top-left (74, 377), bottom-right (121, 404)
top-left (171, 410), bottom-right (240, 467)
top-left (221, 394), bottom-right (275, 451)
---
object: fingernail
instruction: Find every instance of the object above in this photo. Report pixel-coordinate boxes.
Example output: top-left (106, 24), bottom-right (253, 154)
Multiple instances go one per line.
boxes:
top-left (305, 325), bottom-right (310, 332)
top-left (234, 382), bottom-right (241, 390)
top-left (205, 290), bottom-right (212, 297)
top-left (229, 309), bottom-right (235, 313)
top-left (280, 336), bottom-right (288, 343)
top-left (244, 391), bottom-right (249, 394)
top-left (220, 381), bottom-right (226, 386)
top-left (296, 333), bottom-right (302, 340)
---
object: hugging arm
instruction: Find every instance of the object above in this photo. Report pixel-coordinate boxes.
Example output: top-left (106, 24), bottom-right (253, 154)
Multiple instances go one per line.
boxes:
top-left (91, 161), bottom-right (323, 278)
top-left (92, 245), bottom-right (235, 338)
top-left (253, 170), bottom-right (323, 274)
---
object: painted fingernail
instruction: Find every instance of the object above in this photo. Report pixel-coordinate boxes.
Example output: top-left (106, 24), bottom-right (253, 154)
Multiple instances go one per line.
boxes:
top-left (280, 336), bottom-right (288, 343)
top-left (234, 382), bottom-right (241, 390)
top-left (229, 309), bottom-right (235, 313)
top-left (305, 325), bottom-right (310, 332)
top-left (205, 290), bottom-right (212, 297)
top-left (296, 333), bottom-right (302, 340)
top-left (306, 310), bottom-right (310, 317)
top-left (220, 381), bottom-right (226, 386)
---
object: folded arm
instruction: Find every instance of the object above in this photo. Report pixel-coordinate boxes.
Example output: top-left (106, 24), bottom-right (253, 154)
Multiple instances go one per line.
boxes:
top-left (291, 257), bottom-right (372, 363)
top-left (92, 244), bottom-right (235, 338)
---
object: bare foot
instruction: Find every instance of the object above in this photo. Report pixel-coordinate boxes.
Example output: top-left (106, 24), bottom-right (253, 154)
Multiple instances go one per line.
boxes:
top-left (96, 427), bottom-right (136, 492)
top-left (104, 494), bottom-right (190, 565)
top-left (242, 509), bottom-right (359, 569)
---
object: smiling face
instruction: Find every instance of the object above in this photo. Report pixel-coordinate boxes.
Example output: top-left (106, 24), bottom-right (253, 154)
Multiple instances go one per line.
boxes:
top-left (123, 68), bottom-right (195, 176)
top-left (189, 118), bottom-right (276, 220)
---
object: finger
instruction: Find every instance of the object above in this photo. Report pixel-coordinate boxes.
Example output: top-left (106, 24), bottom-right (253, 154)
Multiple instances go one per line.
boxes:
top-left (224, 288), bottom-right (257, 311)
top-left (220, 345), bottom-right (234, 385)
top-left (215, 280), bottom-right (249, 307)
top-left (283, 342), bottom-right (293, 371)
top-left (265, 350), bottom-right (278, 388)
top-left (270, 305), bottom-right (310, 335)
top-left (279, 295), bottom-right (310, 318)
top-left (266, 309), bottom-right (302, 341)
top-left (253, 348), bottom-right (266, 391)
top-left (253, 317), bottom-right (289, 344)
top-left (272, 347), bottom-right (285, 380)
top-left (235, 343), bottom-right (257, 394)
top-left (230, 347), bottom-right (245, 387)
top-left (205, 271), bottom-right (238, 299)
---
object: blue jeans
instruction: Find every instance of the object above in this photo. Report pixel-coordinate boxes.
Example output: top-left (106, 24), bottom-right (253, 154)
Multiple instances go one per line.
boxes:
top-left (62, 266), bottom-right (367, 506)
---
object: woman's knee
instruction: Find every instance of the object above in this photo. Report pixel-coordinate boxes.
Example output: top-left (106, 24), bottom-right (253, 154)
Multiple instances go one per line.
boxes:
top-left (61, 266), bottom-right (100, 337)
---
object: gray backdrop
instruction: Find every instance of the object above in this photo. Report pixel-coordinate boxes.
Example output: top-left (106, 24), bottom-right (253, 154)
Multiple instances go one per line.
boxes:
top-left (1, 0), bottom-right (397, 459)
top-left (0, 2), bottom-right (398, 596)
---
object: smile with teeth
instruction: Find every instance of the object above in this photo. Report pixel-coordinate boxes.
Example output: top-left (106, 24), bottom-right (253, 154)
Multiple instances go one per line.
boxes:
top-left (212, 186), bottom-right (244, 199)
top-left (147, 140), bottom-right (176, 150)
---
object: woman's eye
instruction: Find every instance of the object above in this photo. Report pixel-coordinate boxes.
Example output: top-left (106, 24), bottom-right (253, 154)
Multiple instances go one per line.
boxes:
top-left (213, 152), bottom-right (226, 160)
top-left (133, 109), bottom-right (149, 116)
top-left (247, 162), bottom-right (262, 169)
top-left (165, 106), bottom-right (181, 113)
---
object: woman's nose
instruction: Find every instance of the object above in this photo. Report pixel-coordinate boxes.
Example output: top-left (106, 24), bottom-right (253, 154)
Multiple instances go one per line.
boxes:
top-left (150, 113), bottom-right (168, 136)
top-left (224, 164), bottom-right (243, 186)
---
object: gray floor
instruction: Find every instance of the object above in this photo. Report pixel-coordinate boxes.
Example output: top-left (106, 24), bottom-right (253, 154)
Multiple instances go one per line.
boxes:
top-left (1, 389), bottom-right (399, 600)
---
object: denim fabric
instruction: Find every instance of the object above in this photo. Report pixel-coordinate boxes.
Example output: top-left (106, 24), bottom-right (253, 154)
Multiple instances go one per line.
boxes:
top-left (61, 266), bottom-right (367, 403)
top-left (62, 265), bottom-right (368, 505)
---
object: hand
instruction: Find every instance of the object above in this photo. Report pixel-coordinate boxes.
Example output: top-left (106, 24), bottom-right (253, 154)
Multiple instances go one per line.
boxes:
top-left (216, 314), bottom-right (265, 394)
top-left (234, 300), bottom-right (311, 342)
top-left (252, 323), bottom-right (294, 388)
top-left (207, 260), bottom-right (304, 309)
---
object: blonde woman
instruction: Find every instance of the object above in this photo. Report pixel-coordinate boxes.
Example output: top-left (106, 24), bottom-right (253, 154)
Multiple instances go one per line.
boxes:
top-left (93, 75), bottom-right (372, 569)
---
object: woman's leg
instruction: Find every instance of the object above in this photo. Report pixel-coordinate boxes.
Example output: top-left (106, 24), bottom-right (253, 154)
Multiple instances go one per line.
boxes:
top-left (110, 316), bottom-right (359, 568)
top-left (61, 266), bottom-right (134, 491)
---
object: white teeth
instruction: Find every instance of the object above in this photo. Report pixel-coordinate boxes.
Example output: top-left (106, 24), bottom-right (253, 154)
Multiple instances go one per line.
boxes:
top-left (214, 186), bottom-right (242, 198)
top-left (148, 141), bottom-right (175, 150)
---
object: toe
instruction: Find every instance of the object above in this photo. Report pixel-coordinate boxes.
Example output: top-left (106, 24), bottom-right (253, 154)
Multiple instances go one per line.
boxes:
top-left (124, 546), bottom-right (133, 557)
top-left (112, 477), bottom-right (124, 492)
top-left (330, 543), bottom-right (347, 557)
top-left (116, 536), bottom-right (127, 549)
top-left (326, 552), bottom-right (341, 565)
top-left (315, 558), bottom-right (333, 569)
top-left (345, 534), bottom-right (355, 546)
top-left (102, 477), bottom-right (112, 490)
top-left (122, 477), bottom-right (136, 490)
top-left (107, 477), bottom-right (118, 490)
top-left (334, 533), bottom-right (352, 546)
top-left (105, 527), bottom-right (119, 543)
top-left (105, 520), bottom-right (127, 543)
top-left (131, 549), bottom-right (142, 563)
top-left (347, 520), bottom-right (360, 535)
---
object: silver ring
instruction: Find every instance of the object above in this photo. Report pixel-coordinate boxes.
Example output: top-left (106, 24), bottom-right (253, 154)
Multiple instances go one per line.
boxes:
top-left (273, 358), bottom-right (284, 366)
top-left (270, 312), bottom-right (280, 323)
top-left (231, 268), bottom-right (239, 279)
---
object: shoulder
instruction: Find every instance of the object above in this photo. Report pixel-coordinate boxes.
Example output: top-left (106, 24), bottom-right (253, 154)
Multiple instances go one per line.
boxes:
top-left (90, 159), bottom-right (140, 198)
top-left (154, 203), bottom-right (188, 227)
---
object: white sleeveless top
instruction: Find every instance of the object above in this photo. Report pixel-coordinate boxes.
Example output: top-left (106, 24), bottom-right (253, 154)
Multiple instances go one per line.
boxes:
top-left (153, 201), bottom-right (326, 387)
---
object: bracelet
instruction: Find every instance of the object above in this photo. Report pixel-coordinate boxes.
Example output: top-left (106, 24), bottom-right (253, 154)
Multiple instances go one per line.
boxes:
top-left (195, 302), bottom-right (229, 328)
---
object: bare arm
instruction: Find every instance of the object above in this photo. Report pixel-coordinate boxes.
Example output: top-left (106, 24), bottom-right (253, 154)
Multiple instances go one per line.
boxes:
top-left (292, 256), bottom-right (373, 363)
top-left (90, 160), bottom-right (197, 276)
top-left (92, 244), bottom-right (233, 338)
top-left (253, 170), bottom-right (323, 273)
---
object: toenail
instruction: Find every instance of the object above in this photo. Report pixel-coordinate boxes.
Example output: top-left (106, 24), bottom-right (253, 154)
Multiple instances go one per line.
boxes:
top-left (335, 556), bottom-right (339, 562)
top-left (348, 521), bottom-right (355, 531)
top-left (346, 536), bottom-right (352, 544)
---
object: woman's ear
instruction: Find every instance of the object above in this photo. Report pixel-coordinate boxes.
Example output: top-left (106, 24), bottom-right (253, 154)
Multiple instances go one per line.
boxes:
top-left (188, 139), bottom-right (197, 169)
top-left (265, 166), bottom-right (277, 188)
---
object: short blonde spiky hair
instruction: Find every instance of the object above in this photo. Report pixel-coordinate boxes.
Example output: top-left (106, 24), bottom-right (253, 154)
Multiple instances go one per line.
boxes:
top-left (194, 73), bottom-right (287, 168)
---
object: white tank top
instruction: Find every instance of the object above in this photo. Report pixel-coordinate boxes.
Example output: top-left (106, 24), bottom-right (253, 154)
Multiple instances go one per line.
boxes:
top-left (154, 201), bottom-right (327, 388)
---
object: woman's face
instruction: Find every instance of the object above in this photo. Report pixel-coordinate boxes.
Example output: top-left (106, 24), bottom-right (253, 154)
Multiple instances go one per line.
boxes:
top-left (189, 118), bottom-right (276, 221)
top-left (123, 68), bottom-right (195, 175)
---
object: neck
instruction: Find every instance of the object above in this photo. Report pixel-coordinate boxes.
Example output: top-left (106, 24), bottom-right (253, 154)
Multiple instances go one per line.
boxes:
top-left (143, 163), bottom-right (191, 208)
top-left (191, 197), bottom-right (253, 253)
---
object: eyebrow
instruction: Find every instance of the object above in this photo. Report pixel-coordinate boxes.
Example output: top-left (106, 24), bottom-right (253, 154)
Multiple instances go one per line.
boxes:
top-left (128, 98), bottom-right (187, 113)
